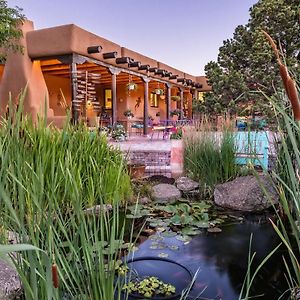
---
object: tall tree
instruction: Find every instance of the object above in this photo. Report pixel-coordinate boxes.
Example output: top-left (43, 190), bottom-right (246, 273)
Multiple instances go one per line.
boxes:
top-left (0, 0), bottom-right (24, 62)
top-left (203, 0), bottom-right (300, 118)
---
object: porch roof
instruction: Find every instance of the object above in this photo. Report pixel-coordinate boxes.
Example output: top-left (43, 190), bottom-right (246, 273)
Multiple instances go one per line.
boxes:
top-left (26, 23), bottom-right (210, 91)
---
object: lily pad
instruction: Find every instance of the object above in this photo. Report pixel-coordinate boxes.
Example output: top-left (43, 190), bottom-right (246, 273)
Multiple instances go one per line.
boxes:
top-left (161, 231), bottom-right (177, 238)
top-left (181, 227), bottom-right (201, 236)
top-left (175, 235), bottom-right (192, 244)
top-left (158, 253), bottom-right (169, 258)
top-left (168, 245), bottom-right (179, 251)
top-left (194, 221), bottom-right (209, 228)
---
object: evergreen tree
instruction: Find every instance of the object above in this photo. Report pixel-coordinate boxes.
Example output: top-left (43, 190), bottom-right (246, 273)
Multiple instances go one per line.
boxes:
top-left (204, 0), bottom-right (300, 117)
top-left (0, 0), bottom-right (24, 62)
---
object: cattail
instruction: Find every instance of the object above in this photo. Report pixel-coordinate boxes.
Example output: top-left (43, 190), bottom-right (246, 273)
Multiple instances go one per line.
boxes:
top-left (279, 63), bottom-right (291, 99)
top-left (262, 30), bottom-right (281, 62)
top-left (263, 30), bottom-right (300, 121)
top-left (287, 77), bottom-right (300, 121)
top-left (52, 264), bottom-right (59, 289)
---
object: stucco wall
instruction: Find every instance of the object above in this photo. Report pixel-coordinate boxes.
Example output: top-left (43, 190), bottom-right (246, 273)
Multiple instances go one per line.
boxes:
top-left (44, 74), bottom-right (71, 116)
top-left (0, 65), bottom-right (4, 83)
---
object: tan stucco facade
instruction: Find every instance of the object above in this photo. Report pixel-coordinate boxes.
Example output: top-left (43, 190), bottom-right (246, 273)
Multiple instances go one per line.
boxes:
top-left (0, 20), bottom-right (211, 127)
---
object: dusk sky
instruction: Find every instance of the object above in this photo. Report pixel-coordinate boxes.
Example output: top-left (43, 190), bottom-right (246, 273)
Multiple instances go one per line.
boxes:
top-left (7, 0), bottom-right (258, 75)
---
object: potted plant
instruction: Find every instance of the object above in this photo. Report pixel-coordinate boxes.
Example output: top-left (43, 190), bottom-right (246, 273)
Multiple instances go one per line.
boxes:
top-left (127, 82), bottom-right (138, 91)
top-left (127, 163), bottom-right (146, 179)
top-left (170, 109), bottom-right (181, 121)
top-left (154, 88), bottom-right (164, 96)
top-left (124, 109), bottom-right (134, 119)
top-left (111, 124), bottom-right (127, 141)
top-left (117, 257), bottom-right (193, 300)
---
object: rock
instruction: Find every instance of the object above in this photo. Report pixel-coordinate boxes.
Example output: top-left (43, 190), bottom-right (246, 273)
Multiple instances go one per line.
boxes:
top-left (152, 184), bottom-right (181, 203)
top-left (214, 175), bottom-right (278, 212)
top-left (175, 177), bottom-right (199, 192)
top-left (0, 260), bottom-right (22, 300)
top-left (139, 197), bottom-right (151, 205)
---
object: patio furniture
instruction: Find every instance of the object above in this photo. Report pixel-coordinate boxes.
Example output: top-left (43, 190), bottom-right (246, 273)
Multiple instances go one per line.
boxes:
top-left (151, 125), bottom-right (173, 140)
top-left (235, 131), bottom-right (269, 169)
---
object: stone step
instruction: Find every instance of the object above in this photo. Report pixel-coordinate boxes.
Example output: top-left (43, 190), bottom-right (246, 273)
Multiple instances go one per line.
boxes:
top-left (145, 165), bottom-right (172, 177)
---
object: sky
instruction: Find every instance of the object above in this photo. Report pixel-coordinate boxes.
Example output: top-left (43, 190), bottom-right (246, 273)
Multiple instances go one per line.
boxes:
top-left (7, 0), bottom-right (258, 75)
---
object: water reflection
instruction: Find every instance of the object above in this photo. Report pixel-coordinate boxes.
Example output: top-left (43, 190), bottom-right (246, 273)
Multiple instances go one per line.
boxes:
top-left (131, 221), bottom-right (289, 300)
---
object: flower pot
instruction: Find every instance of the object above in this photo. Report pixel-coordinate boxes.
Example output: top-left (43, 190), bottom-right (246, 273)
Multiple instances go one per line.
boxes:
top-left (121, 257), bottom-right (193, 300)
top-left (128, 164), bottom-right (146, 179)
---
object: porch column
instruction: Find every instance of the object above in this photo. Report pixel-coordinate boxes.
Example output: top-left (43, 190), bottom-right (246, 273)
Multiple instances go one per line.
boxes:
top-left (193, 89), bottom-right (198, 100)
top-left (179, 88), bottom-right (184, 120)
top-left (166, 83), bottom-right (172, 122)
top-left (109, 67), bottom-right (121, 127)
top-left (142, 76), bottom-right (150, 135)
top-left (70, 62), bottom-right (78, 124)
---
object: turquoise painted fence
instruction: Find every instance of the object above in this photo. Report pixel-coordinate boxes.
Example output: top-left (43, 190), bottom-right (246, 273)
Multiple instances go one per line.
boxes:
top-left (234, 131), bottom-right (269, 170)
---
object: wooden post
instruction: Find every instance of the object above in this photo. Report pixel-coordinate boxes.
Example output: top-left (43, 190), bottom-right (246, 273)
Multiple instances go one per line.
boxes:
top-left (109, 67), bottom-right (121, 127)
top-left (70, 62), bottom-right (78, 124)
top-left (166, 83), bottom-right (172, 123)
top-left (179, 88), bottom-right (184, 120)
top-left (142, 77), bottom-right (150, 135)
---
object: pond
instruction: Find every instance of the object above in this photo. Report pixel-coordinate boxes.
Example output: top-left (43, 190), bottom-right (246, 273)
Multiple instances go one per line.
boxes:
top-left (125, 219), bottom-right (290, 300)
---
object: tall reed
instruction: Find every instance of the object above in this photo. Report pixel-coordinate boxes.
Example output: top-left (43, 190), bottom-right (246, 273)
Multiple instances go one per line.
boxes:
top-left (183, 120), bottom-right (238, 196)
top-left (0, 93), bottom-right (133, 299)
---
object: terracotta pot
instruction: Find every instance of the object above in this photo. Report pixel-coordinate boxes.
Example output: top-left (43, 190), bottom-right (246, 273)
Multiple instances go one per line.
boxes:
top-left (128, 164), bottom-right (146, 178)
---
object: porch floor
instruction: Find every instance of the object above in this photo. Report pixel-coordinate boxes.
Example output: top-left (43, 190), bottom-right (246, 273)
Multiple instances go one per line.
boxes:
top-left (109, 135), bottom-right (172, 152)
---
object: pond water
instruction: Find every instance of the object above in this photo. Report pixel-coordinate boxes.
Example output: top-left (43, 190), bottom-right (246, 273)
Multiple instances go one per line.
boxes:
top-left (127, 219), bottom-right (290, 300)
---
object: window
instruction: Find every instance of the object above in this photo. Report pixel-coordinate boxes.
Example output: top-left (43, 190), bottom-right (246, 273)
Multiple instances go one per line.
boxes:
top-left (104, 89), bottom-right (112, 109)
top-left (150, 93), bottom-right (159, 108)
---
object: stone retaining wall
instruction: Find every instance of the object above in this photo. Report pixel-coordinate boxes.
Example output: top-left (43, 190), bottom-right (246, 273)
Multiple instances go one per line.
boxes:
top-left (129, 151), bottom-right (171, 166)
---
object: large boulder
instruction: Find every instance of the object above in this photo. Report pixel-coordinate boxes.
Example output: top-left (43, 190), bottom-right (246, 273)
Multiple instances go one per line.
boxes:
top-left (0, 260), bottom-right (22, 299)
top-left (175, 177), bottom-right (199, 192)
top-left (214, 175), bottom-right (278, 212)
top-left (152, 184), bottom-right (181, 203)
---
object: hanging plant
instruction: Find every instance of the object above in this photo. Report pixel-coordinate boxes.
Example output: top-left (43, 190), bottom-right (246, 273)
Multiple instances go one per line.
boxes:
top-left (126, 82), bottom-right (137, 91)
top-left (154, 88), bottom-right (164, 95)
top-left (123, 109), bottom-right (134, 118)
top-left (171, 95), bottom-right (181, 102)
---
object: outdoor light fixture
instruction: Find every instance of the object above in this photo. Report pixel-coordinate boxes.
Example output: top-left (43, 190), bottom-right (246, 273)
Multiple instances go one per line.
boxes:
top-left (128, 61), bottom-right (141, 68)
top-left (164, 72), bottom-right (172, 77)
top-left (155, 69), bottom-right (165, 75)
top-left (195, 83), bottom-right (203, 88)
top-left (87, 46), bottom-right (102, 54)
top-left (149, 67), bottom-right (158, 73)
top-left (116, 57), bottom-right (130, 64)
top-left (103, 52), bottom-right (118, 59)
top-left (138, 64), bottom-right (150, 71)
top-left (169, 75), bottom-right (178, 80)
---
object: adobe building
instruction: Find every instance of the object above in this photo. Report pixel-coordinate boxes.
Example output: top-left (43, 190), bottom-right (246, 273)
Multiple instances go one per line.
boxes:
top-left (0, 20), bottom-right (210, 133)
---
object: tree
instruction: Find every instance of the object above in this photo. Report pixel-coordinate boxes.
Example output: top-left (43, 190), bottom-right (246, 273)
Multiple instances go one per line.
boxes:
top-left (0, 0), bottom-right (24, 62)
top-left (204, 0), bottom-right (300, 118)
